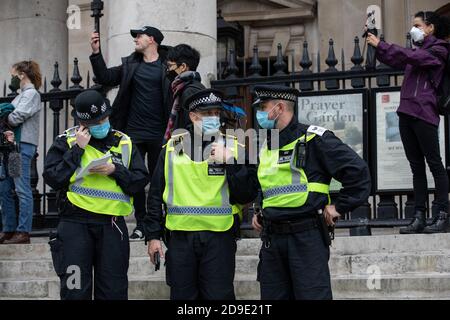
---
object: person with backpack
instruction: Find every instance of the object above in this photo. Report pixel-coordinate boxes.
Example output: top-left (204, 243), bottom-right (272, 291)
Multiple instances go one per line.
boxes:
top-left (367, 11), bottom-right (450, 234)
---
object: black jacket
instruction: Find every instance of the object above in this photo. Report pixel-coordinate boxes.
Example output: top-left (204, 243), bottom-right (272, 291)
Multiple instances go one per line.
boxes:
top-left (253, 117), bottom-right (371, 221)
top-left (43, 129), bottom-right (149, 215)
top-left (143, 129), bottom-right (259, 241)
top-left (89, 47), bottom-right (173, 133)
top-left (175, 71), bottom-right (205, 130)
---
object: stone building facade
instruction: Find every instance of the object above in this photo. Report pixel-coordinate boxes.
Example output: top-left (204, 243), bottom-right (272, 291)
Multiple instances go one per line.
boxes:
top-left (1, 0), bottom-right (449, 87)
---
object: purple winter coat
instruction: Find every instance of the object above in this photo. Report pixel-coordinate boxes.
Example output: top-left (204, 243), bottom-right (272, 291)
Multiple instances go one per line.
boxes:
top-left (376, 35), bottom-right (450, 126)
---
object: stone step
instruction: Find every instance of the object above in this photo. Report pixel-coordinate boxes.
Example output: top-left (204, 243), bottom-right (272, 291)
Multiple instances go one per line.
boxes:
top-left (0, 256), bottom-right (259, 281)
top-left (331, 251), bottom-right (450, 275)
top-left (333, 273), bottom-right (450, 300)
top-left (3, 234), bottom-right (450, 261)
top-left (4, 273), bottom-right (450, 300)
top-left (4, 251), bottom-right (450, 281)
top-left (0, 239), bottom-right (262, 261)
top-left (331, 234), bottom-right (450, 255)
top-left (0, 279), bottom-right (60, 300)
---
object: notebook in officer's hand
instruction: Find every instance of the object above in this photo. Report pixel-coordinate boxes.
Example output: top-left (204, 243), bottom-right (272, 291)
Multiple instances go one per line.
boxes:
top-left (75, 153), bottom-right (112, 180)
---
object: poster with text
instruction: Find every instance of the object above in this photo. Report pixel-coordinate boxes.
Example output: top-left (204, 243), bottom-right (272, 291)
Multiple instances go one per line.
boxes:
top-left (298, 93), bottom-right (365, 191)
top-left (375, 91), bottom-right (445, 191)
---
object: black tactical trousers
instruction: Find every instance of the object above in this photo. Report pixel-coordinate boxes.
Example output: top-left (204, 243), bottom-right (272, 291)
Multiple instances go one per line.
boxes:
top-left (257, 226), bottom-right (332, 300)
top-left (49, 212), bottom-right (130, 300)
top-left (165, 229), bottom-right (237, 300)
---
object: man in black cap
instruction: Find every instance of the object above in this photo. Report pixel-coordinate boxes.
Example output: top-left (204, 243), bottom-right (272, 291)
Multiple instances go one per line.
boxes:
top-left (248, 85), bottom-right (371, 300)
top-left (90, 26), bottom-right (173, 240)
top-left (43, 90), bottom-right (148, 300)
top-left (143, 88), bottom-right (258, 300)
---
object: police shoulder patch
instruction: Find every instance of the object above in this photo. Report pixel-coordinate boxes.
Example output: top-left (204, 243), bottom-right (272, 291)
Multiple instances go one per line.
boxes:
top-left (307, 125), bottom-right (328, 137)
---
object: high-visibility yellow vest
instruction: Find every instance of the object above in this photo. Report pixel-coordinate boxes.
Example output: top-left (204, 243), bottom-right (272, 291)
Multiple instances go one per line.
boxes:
top-left (65, 127), bottom-right (134, 216)
top-left (258, 129), bottom-right (330, 209)
top-left (163, 133), bottom-right (241, 232)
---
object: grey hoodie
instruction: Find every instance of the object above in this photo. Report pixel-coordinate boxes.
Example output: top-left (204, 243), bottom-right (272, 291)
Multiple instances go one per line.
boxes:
top-left (8, 83), bottom-right (41, 146)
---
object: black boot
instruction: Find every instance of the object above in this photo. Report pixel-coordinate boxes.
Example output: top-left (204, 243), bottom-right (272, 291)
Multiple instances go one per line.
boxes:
top-left (400, 211), bottom-right (426, 234)
top-left (423, 212), bottom-right (449, 234)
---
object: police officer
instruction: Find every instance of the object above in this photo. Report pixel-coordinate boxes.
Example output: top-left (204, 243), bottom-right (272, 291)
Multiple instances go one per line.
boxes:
top-left (143, 89), bottom-right (257, 300)
top-left (43, 90), bottom-right (148, 300)
top-left (249, 85), bottom-right (371, 300)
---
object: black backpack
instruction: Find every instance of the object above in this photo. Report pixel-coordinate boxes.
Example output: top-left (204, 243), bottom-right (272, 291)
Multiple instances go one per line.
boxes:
top-left (428, 45), bottom-right (450, 115)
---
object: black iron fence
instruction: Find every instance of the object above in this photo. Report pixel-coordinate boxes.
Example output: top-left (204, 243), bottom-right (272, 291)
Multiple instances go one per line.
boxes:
top-left (0, 33), bottom-right (447, 236)
top-left (211, 33), bottom-right (450, 235)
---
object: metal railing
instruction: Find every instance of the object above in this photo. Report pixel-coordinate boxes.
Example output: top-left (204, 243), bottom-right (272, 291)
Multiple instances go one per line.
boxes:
top-left (0, 58), bottom-right (104, 233)
top-left (211, 33), bottom-right (450, 235)
top-left (0, 33), bottom-right (446, 236)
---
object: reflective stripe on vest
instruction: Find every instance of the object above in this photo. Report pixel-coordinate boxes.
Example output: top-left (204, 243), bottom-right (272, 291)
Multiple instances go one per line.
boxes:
top-left (66, 128), bottom-right (133, 216)
top-left (163, 136), bottom-right (238, 231)
top-left (258, 132), bottom-right (330, 209)
top-left (70, 185), bottom-right (131, 203)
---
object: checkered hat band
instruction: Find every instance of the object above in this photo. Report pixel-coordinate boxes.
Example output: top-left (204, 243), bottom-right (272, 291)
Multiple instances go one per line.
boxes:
top-left (189, 94), bottom-right (222, 110)
top-left (76, 102), bottom-right (108, 120)
top-left (77, 112), bottom-right (91, 120)
top-left (255, 90), bottom-right (297, 101)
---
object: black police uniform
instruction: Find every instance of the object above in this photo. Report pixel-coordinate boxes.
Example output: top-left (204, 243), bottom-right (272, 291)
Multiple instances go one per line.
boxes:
top-left (43, 91), bottom-right (149, 300)
top-left (250, 85), bottom-right (371, 300)
top-left (143, 89), bottom-right (258, 300)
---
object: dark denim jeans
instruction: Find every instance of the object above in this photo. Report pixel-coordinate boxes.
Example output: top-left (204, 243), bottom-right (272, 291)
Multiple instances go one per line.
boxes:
top-left (0, 142), bottom-right (36, 233)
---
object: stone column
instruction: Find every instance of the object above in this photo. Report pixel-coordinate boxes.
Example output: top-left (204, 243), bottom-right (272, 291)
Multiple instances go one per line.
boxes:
top-left (0, 0), bottom-right (69, 86)
top-left (106, 0), bottom-right (217, 87)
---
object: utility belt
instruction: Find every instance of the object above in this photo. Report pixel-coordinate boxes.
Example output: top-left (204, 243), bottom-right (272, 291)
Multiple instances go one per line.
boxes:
top-left (269, 215), bottom-right (318, 234)
top-left (259, 210), bottom-right (334, 247)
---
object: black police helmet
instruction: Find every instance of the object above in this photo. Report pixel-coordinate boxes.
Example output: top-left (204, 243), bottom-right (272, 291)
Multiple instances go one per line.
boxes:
top-left (72, 90), bottom-right (112, 124)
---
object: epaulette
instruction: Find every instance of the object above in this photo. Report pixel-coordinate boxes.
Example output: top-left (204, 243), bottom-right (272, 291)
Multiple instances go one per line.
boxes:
top-left (307, 125), bottom-right (328, 137)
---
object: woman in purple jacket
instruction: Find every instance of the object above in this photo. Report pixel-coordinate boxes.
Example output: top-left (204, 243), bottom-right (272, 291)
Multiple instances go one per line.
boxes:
top-left (368, 11), bottom-right (450, 234)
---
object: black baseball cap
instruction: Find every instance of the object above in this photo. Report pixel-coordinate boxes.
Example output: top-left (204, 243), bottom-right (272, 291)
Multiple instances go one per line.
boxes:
top-left (130, 26), bottom-right (164, 44)
top-left (72, 90), bottom-right (112, 124)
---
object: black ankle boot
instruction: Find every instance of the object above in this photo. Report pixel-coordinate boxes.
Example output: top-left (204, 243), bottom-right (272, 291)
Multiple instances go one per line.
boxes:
top-left (400, 211), bottom-right (426, 234)
top-left (423, 212), bottom-right (449, 234)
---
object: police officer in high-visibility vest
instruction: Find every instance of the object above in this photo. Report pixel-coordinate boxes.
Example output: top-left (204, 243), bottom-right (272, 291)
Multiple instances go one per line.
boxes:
top-left (43, 90), bottom-right (148, 300)
top-left (143, 89), bottom-right (257, 300)
top-left (249, 85), bottom-right (371, 300)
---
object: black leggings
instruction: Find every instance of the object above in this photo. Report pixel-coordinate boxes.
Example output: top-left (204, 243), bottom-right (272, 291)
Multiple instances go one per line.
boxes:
top-left (399, 113), bottom-right (449, 213)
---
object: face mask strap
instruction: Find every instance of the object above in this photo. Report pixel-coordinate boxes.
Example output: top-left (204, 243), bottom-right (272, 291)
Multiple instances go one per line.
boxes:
top-left (267, 103), bottom-right (282, 123)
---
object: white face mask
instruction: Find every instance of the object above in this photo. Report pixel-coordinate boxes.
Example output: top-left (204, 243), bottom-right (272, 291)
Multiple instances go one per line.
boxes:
top-left (410, 26), bottom-right (425, 44)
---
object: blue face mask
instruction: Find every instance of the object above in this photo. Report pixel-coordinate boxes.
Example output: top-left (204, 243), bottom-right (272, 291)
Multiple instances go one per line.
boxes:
top-left (89, 120), bottom-right (111, 139)
top-left (256, 106), bottom-right (279, 129)
top-left (202, 116), bottom-right (221, 135)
